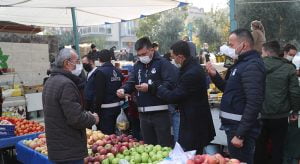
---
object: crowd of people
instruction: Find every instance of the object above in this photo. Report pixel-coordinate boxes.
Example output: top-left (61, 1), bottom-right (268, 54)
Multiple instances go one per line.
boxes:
top-left (42, 23), bottom-right (300, 164)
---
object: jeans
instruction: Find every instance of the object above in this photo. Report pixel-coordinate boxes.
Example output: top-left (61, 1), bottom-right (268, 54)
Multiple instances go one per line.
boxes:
top-left (168, 104), bottom-right (180, 142)
top-left (55, 159), bottom-right (83, 164)
top-left (254, 118), bottom-right (288, 164)
top-left (139, 110), bottom-right (173, 147)
top-left (226, 130), bottom-right (256, 164)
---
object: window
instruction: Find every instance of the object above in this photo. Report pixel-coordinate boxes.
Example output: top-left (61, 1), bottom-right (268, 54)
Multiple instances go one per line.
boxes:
top-left (121, 21), bottom-right (136, 36)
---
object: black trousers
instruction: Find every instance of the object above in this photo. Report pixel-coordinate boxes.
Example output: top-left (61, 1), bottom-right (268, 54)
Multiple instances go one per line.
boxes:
top-left (139, 110), bottom-right (173, 147)
top-left (254, 118), bottom-right (288, 164)
top-left (96, 107), bottom-right (120, 135)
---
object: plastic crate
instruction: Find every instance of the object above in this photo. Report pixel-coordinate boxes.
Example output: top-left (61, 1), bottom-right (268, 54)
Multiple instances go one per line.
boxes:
top-left (0, 125), bottom-right (15, 138)
top-left (0, 124), bottom-right (15, 132)
top-left (0, 131), bottom-right (15, 138)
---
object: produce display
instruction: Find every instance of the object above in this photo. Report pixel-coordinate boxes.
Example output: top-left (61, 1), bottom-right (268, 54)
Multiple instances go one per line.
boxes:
top-left (0, 117), bottom-right (44, 136)
top-left (187, 154), bottom-right (240, 164)
top-left (23, 133), bottom-right (47, 155)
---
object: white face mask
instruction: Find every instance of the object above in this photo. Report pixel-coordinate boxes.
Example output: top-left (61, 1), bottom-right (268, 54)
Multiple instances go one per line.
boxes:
top-left (220, 45), bottom-right (238, 59)
top-left (71, 64), bottom-right (83, 76)
top-left (285, 55), bottom-right (294, 62)
top-left (171, 59), bottom-right (181, 68)
top-left (139, 56), bottom-right (152, 64)
top-left (95, 61), bottom-right (101, 66)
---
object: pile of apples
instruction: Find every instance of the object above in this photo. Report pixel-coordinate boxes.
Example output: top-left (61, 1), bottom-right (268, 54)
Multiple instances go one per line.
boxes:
top-left (23, 133), bottom-right (48, 156)
top-left (0, 117), bottom-right (44, 136)
top-left (187, 154), bottom-right (240, 164)
top-left (85, 133), bottom-right (142, 163)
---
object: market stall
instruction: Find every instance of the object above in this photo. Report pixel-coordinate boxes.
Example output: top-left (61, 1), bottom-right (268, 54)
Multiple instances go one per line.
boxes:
top-left (16, 130), bottom-right (242, 164)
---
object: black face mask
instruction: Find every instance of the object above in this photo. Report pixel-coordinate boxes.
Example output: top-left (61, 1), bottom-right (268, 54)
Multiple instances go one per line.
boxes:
top-left (83, 63), bottom-right (93, 72)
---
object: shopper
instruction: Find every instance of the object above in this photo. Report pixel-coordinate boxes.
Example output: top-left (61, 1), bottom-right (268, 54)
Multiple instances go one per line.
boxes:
top-left (82, 53), bottom-right (98, 112)
top-left (43, 48), bottom-right (99, 164)
top-left (206, 29), bottom-right (265, 164)
top-left (117, 37), bottom-right (177, 147)
top-left (282, 43), bottom-right (297, 61)
top-left (254, 41), bottom-right (300, 164)
top-left (155, 40), bottom-right (215, 153)
top-left (182, 36), bottom-right (197, 57)
top-left (251, 20), bottom-right (266, 54)
top-left (93, 49), bottom-right (124, 134)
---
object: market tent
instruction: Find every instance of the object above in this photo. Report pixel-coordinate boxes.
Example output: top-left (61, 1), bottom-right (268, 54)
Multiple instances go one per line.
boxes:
top-left (0, 0), bottom-right (187, 27)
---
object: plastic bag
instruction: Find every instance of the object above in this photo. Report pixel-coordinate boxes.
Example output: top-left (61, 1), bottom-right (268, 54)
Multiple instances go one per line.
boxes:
top-left (159, 142), bottom-right (196, 164)
top-left (116, 108), bottom-right (129, 131)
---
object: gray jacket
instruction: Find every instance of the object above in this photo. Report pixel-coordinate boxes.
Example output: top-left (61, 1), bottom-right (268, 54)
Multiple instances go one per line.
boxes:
top-left (42, 68), bottom-right (95, 162)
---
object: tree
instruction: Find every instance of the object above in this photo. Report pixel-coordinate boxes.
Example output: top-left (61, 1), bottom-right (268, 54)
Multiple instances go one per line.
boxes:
top-left (236, 0), bottom-right (300, 47)
top-left (136, 8), bottom-right (187, 54)
top-left (80, 35), bottom-right (107, 50)
top-left (193, 8), bottom-right (230, 52)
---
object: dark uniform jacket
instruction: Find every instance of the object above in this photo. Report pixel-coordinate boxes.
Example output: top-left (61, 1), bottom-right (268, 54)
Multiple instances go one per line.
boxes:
top-left (211, 50), bottom-right (266, 138)
top-left (156, 57), bottom-right (216, 151)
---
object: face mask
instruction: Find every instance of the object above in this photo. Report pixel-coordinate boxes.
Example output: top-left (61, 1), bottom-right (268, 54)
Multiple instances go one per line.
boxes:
top-left (220, 45), bottom-right (238, 59)
top-left (171, 59), bottom-right (181, 68)
top-left (139, 56), bottom-right (152, 64)
top-left (285, 55), bottom-right (294, 62)
top-left (71, 64), bottom-right (82, 76)
top-left (95, 61), bottom-right (101, 66)
top-left (83, 63), bottom-right (93, 72)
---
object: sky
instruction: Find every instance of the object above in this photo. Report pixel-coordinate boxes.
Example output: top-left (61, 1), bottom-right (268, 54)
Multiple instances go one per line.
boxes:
top-left (188, 0), bottom-right (229, 12)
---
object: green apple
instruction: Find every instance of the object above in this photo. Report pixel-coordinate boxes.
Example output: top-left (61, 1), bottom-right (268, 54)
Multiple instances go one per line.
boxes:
top-left (157, 154), bottom-right (163, 161)
top-left (149, 151), bottom-right (156, 157)
top-left (148, 158), bottom-right (153, 163)
top-left (154, 145), bottom-right (162, 151)
top-left (102, 159), bottom-right (109, 164)
top-left (125, 156), bottom-right (131, 161)
top-left (162, 151), bottom-right (169, 158)
top-left (151, 154), bottom-right (158, 161)
top-left (108, 154), bottom-right (115, 162)
top-left (162, 147), bottom-right (170, 152)
top-left (117, 153), bottom-right (125, 159)
top-left (141, 153), bottom-right (149, 163)
top-left (157, 151), bottom-right (163, 155)
top-left (123, 149), bottom-right (130, 156)
top-left (130, 158), bottom-right (135, 164)
top-left (111, 158), bottom-right (120, 164)
top-left (130, 147), bottom-right (136, 152)
top-left (134, 154), bottom-right (142, 163)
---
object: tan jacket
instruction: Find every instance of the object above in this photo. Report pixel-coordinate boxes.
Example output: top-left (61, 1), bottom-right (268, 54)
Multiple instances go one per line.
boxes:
top-left (252, 29), bottom-right (266, 53)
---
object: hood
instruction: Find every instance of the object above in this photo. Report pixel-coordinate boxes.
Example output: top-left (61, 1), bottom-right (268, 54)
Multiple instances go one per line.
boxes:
top-left (263, 56), bottom-right (289, 73)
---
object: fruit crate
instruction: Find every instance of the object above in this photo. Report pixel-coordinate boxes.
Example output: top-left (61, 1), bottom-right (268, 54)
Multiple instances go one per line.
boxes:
top-left (0, 125), bottom-right (15, 138)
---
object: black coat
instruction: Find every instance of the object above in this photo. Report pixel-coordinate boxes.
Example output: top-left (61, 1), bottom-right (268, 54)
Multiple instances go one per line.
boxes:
top-left (157, 58), bottom-right (215, 151)
top-left (42, 68), bottom-right (96, 162)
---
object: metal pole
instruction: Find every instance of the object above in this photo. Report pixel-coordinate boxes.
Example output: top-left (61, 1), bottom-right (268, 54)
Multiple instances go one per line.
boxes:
top-left (188, 23), bottom-right (193, 41)
top-left (230, 0), bottom-right (237, 31)
top-left (71, 7), bottom-right (80, 56)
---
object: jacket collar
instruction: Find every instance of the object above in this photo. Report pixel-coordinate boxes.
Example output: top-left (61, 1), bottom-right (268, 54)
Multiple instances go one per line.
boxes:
top-left (236, 50), bottom-right (260, 63)
top-left (51, 68), bottom-right (85, 87)
top-left (180, 56), bottom-right (196, 72)
top-left (101, 62), bottom-right (114, 67)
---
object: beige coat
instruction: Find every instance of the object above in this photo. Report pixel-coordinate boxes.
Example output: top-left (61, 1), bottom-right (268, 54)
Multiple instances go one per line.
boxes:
top-left (252, 29), bottom-right (266, 53)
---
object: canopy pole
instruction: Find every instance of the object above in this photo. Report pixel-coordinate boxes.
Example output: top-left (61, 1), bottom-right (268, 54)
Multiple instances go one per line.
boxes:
top-left (230, 0), bottom-right (237, 31)
top-left (71, 7), bottom-right (80, 56)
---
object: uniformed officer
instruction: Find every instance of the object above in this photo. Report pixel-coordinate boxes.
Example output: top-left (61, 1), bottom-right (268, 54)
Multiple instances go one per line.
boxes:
top-left (94, 49), bottom-right (124, 134)
top-left (117, 37), bottom-right (178, 147)
top-left (82, 53), bottom-right (98, 112)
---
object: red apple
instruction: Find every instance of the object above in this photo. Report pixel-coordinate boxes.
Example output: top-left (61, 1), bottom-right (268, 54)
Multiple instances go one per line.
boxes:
top-left (99, 155), bottom-right (106, 161)
top-left (99, 149), bottom-right (107, 155)
top-left (139, 141), bottom-right (144, 145)
top-left (120, 146), bottom-right (128, 153)
top-left (128, 135), bottom-right (133, 139)
top-left (122, 142), bottom-right (129, 148)
top-left (111, 147), bottom-right (118, 155)
top-left (110, 134), bottom-right (116, 139)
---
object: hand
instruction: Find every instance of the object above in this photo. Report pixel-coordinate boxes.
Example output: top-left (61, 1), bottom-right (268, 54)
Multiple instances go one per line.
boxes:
top-left (206, 62), bottom-right (217, 77)
top-left (92, 113), bottom-right (99, 125)
top-left (116, 89), bottom-right (125, 98)
top-left (289, 113), bottom-right (299, 122)
top-left (231, 136), bottom-right (244, 148)
top-left (135, 83), bottom-right (148, 92)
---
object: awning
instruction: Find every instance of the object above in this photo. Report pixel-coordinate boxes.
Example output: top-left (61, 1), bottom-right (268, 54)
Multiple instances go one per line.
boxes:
top-left (0, 0), bottom-right (187, 27)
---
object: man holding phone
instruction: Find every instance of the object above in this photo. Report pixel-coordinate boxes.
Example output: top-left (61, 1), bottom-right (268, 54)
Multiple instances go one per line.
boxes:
top-left (117, 37), bottom-right (177, 147)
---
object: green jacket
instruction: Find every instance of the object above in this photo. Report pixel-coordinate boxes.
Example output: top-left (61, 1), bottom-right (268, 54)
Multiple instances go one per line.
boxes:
top-left (262, 56), bottom-right (300, 119)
